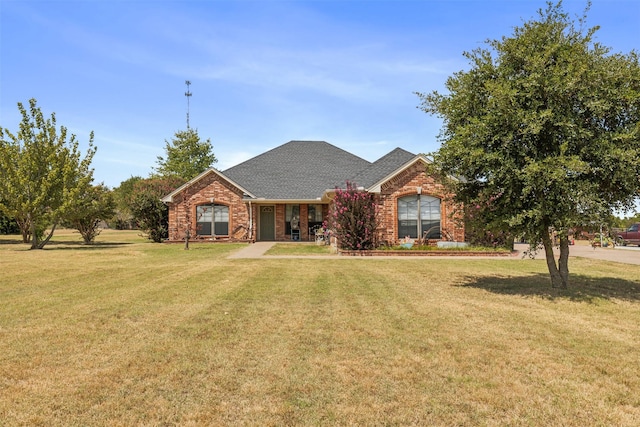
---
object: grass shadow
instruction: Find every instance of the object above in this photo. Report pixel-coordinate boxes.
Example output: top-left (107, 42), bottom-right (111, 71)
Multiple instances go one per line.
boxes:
top-left (0, 238), bottom-right (26, 245)
top-left (43, 241), bottom-right (135, 250)
top-left (456, 273), bottom-right (640, 303)
top-left (0, 240), bottom-right (135, 250)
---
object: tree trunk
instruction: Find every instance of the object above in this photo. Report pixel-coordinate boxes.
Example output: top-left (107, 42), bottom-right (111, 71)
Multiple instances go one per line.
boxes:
top-left (558, 234), bottom-right (570, 287)
top-left (29, 216), bottom-right (39, 249)
top-left (541, 232), bottom-right (568, 289)
top-left (16, 216), bottom-right (31, 243)
top-left (31, 223), bottom-right (57, 250)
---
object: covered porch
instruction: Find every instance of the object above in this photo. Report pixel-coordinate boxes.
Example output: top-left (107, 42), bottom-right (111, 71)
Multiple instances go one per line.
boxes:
top-left (252, 202), bottom-right (329, 242)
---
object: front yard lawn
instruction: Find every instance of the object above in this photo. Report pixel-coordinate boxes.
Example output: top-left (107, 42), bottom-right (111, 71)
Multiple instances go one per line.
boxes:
top-left (265, 242), bottom-right (334, 255)
top-left (1, 230), bottom-right (639, 425)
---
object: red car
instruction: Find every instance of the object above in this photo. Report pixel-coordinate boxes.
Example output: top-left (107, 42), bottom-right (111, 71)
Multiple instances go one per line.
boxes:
top-left (617, 223), bottom-right (640, 246)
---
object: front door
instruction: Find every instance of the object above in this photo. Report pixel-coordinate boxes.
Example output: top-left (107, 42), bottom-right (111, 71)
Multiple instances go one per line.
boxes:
top-left (259, 206), bottom-right (275, 241)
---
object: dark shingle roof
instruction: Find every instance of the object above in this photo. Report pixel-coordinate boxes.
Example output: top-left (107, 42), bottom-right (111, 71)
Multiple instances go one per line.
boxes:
top-left (223, 141), bottom-right (372, 199)
top-left (350, 147), bottom-right (416, 188)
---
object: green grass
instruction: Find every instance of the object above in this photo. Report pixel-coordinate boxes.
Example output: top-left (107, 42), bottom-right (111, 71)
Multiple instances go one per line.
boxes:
top-left (265, 242), bottom-right (334, 255)
top-left (1, 229), bottom-right (640, 425)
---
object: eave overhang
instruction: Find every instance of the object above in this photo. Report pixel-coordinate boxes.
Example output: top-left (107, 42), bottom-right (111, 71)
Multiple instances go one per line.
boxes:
top-left (241, 197), bottom-right (326, 204)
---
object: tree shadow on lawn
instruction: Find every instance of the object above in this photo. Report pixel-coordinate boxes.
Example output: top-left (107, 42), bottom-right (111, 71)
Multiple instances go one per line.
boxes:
top-left (0, 238), bottom-right (25, 245)
top-left (43, 240), bottom-right (134, 250)
top-left (456, 273), bottom-right (640, 303)
top-left (0, 239), bottom-right (133, 250)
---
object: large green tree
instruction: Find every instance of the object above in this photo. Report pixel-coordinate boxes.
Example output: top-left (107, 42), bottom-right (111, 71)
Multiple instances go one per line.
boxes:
top-left (111, 176), bottom-right (143, 229)
top-left (0, 99), bottom-right (96, 249)
top-left (129, 176), bottom-right (184, 243)
top-left (417, 2), bottom-right (640, 288)
top-left (63, 184), bottom-right (115, 244)
top-left (155, 128), bottom-right (216, 180)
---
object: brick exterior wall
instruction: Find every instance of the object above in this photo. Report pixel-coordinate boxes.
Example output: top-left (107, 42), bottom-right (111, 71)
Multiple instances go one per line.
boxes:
top-left (166, 171), bottom-right (250, 242)
top-left (377, 161), bottom-right (464, 244)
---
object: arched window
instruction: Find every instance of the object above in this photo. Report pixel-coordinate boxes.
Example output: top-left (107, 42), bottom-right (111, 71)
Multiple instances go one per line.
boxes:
top-left (196, 204), bottom-right (229, 236)
top-left (397, 195), bottom-right (440, 239)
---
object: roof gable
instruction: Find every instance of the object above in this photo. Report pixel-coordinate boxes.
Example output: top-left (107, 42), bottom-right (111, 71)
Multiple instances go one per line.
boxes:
top-left (222, 140), bottom-right (372, 199)
top-left (366, 154), bottom-right (432, 193)
top-left (349, 147), bottom-right (416, 188)
top-left (160, 168), bottom-right (255, 203)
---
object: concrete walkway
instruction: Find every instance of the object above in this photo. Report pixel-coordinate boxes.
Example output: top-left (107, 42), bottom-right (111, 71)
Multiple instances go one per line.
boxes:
top-left (227, 242), bottom-right (276, 259)
top-left (228, 241), bottom-right (640, 265)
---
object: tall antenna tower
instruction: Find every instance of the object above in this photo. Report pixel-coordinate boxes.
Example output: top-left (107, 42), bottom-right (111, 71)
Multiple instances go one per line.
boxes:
top-left (185, 80), bottom-right (192, 129)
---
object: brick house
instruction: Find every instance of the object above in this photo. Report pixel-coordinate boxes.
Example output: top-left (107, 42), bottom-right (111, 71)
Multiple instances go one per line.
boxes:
top-left (161, 140), bottom-right (464, 244)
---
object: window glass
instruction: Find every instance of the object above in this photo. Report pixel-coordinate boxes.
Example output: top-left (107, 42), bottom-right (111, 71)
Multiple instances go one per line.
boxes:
top-left (397, 195), bottom-right (441, 239)
top-left (308, 204), bottom-right (323, 222)
top-left (285, 204), bottom-right (300, 221)
top-left (196, 204), bottom-right (229, 236)
top-left (197, 205), bottom-right (212, 222)
top-left (398, 197), bottom-right (418, 220)
top-left (214, 205), bottom-right (229, 235)
top-left (214, 205), bottom-right (229, 222)
top-left (285, 204), bottom-right (300, 234)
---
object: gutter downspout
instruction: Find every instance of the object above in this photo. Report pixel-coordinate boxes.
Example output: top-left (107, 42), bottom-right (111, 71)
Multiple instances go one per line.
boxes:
top-left (248, 201), bottom-right (253, 240)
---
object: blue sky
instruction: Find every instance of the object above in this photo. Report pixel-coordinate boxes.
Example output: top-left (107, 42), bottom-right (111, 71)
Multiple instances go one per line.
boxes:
top-left (1, 0), bottom-right (638, 189)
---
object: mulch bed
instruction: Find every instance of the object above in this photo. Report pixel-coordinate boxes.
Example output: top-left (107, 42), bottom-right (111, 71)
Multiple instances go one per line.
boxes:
top-left (338, 249), bottom-right (518, 257)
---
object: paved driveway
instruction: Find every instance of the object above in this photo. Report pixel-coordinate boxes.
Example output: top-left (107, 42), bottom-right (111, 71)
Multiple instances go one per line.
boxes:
top-left (518, 242), bottom-right (640, 266)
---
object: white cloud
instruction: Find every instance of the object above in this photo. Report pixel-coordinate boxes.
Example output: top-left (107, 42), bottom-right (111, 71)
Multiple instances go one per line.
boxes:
top-left (216, 150), bottom-right (255, 171)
